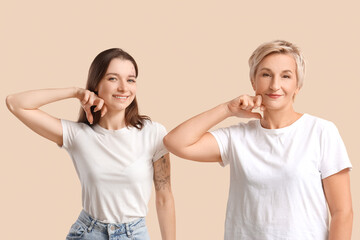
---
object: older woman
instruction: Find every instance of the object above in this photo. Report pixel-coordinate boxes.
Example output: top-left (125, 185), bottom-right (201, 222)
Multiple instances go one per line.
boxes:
top-left (164, 40), bottom-right (352, 240)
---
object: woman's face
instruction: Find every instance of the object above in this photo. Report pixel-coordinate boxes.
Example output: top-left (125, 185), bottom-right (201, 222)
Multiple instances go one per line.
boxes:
top-left (96, 58), bottom-right (137, 112)
top-left (252, 53), bottom-right (299, 111)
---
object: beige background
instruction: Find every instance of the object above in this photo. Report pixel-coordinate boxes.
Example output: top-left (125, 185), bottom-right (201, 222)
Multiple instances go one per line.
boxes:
top-left (1, 0), bottom-right (359, 239)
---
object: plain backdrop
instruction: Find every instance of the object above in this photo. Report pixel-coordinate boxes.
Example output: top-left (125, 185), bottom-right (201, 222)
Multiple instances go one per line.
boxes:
top-left (1, 1), bottom-right (359, 239)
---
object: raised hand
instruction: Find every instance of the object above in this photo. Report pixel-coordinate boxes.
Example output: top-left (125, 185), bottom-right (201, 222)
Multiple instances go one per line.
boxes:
top-left (76, 88), bottom-right (107, 124)
top-left (226, 94), bottom-right (263, 119)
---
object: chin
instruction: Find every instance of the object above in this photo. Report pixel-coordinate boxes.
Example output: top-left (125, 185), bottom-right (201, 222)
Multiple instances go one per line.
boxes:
top-left (107, 104), bottom-right (129, 112)
top-left (266, 103), bottom-right (293, 111)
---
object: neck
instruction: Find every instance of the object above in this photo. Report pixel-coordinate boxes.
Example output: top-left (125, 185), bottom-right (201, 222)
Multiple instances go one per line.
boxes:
top-left (261, 106), bottom-right (302, 129)
top-left (98, 110), bottom-right (126, 130)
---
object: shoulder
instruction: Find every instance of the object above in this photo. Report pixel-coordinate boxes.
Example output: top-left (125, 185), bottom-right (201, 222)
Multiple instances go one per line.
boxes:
top-left (228, 120), bottom-right (259, 132)
top-left (211, 120), bottom-right (258, 138)
top-left (139, 120), bottom-right (167, 135)
top-left (302, 114), bottom-right (338, 131)
top-left (61, 119), bottom-right (94, 138)
top-left (298, 114), bottom-right (342, 141)
top-left (142, 120), bottom-right (166, 130)
top-left (61, 120), bottom-right (93, 148)
top-left (61, 119), bottom-right (90, 130)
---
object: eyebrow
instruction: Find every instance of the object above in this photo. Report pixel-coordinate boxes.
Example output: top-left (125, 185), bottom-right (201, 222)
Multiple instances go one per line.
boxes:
top-left (105, 72), bottom-right (136, 78)
top-left (259, 68), bottom-right (293, 74)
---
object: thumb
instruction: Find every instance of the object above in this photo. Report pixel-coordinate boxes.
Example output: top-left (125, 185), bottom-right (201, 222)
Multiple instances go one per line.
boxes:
top-left (260, 104), bottom-right (266, 111)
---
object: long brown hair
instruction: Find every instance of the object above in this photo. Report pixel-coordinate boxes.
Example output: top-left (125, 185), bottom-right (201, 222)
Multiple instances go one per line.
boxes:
top-left (78, 48), bottom-right (150, 129)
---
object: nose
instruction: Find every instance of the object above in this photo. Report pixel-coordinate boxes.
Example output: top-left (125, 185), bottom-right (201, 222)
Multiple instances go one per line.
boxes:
top-left (117, 79), bottom-right (128, 92)
top-left (270, 75), bottom-right (281, 91)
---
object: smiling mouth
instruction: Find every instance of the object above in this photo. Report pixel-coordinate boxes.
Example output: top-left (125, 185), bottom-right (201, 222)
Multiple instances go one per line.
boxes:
top-left (113, 95), bottom-right (129, 100)
top-left (266, 94), bottom-right (282, 99)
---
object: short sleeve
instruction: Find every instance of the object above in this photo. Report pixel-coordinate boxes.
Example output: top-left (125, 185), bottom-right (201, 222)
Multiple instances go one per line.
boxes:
top-left (61, 119), bottom-right (81, 150)
top-left (152, 122), bottom-right (169, 162)
top-left (320, 121), bottom-right (352, 179)
top-left (210, 127), bottom-right (231, 167)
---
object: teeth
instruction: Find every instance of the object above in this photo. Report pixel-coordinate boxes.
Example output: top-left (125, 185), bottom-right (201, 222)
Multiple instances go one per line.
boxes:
top-left (114, 96), bottom-right (127, 99)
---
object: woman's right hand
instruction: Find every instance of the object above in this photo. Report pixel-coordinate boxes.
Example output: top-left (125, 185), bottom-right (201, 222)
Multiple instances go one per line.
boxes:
top-left (75, 88), bottom-right (107, 124)
top-left (164, 94), bottom-right (263, 163)
top-left (226, 94), bottom-right (263, 119)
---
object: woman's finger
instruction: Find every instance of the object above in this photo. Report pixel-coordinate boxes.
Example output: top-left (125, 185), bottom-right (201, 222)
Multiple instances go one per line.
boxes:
top-left (93, 98), bottom-right (104, 112)
top-left (81, 90), bottom-right (90, 105)
top-left (254, 95), bottom-right (262, 109)
top-left (245, 98), bottom-right (255, 110)
top-left (83, 106), bottom-right (93, 124)
top-left (88, 92), bottom-right (98, 105)
top-left (240, 97), bottom-right (249, 110)
top-left (101, 105), bottom-right (108, 117)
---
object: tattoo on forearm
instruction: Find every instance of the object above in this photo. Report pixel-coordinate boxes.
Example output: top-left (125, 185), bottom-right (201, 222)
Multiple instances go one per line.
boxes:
top-left (154, 155), bottom-right (171, 191)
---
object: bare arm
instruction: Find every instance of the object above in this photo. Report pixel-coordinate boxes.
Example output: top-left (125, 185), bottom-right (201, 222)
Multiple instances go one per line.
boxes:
top-left (154, 154), bottom-right (176, 240)
top-left (5, 87), bottom-right (106, 146)
top-left (163, 95), bottom-right (262, 162)
top-left (323, 169), bottom-right (353, 240)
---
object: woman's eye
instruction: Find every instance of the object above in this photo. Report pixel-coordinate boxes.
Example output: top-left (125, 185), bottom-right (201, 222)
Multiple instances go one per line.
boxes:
top-left (283, 75), bottom-right (290, 79)
top-left (109, 77), bottom-right (117, 81)
top-left (128, 79), bottom-right (136, 83)
top-left (262, 73), bottom-right (271, 77)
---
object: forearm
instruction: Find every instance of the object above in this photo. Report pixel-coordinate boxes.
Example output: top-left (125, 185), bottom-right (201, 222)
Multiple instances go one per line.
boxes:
top-left (328, 210), bottom-right (353, 240)
top-left (6, 87), bottom-right (79, 112)
top-left (156, 195), bottom-right (176, 240)
top-left (164, 103), bottom-right (231, 149)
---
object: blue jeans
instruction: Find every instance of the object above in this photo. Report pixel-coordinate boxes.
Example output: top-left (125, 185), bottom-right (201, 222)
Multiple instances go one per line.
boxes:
top-left (66, 210), bottom-right (150, 240)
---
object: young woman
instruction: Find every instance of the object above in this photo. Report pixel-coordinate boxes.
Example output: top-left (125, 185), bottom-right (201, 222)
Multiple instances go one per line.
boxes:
top-left (6, 48), bottom-right (175, 240)
top-left (163, 40), bottom-right (352, 240)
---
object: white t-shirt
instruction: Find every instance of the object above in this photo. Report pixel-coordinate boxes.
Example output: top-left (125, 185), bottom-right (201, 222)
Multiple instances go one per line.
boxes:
top-left (61, 119), bottom-right (168, 223)
top-left (210, 114), bottom-right (352, 240)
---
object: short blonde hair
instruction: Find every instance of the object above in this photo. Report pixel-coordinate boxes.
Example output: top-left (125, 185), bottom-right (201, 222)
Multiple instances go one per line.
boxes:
top-left (249, 40), bottom-right (306, 88)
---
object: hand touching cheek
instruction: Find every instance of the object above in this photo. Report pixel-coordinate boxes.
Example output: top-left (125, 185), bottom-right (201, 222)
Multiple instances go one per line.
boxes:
top-left (226, 95), bottom-right (263, 119)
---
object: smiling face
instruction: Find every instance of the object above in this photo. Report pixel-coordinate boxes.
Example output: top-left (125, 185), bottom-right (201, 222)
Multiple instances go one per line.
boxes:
top-left (95, 58), bottom-right (137, 112)
top-left (252, 53), bottom-right (299, 111)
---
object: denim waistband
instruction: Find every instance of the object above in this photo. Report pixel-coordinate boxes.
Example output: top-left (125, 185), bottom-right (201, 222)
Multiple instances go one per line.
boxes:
top-left (77, 210), bottom-right (145, 235)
